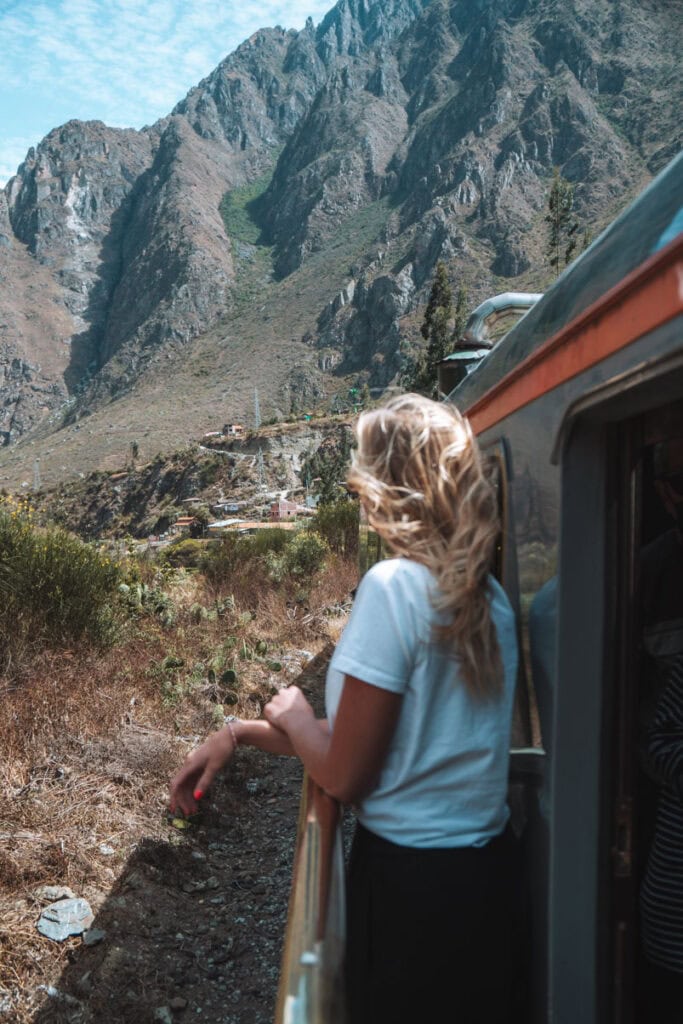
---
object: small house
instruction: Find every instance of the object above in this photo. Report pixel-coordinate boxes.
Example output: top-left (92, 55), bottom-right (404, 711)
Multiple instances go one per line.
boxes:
top-left (173, 515), bottom-right (199, 535)
top-left (270, 498), bottom-right (303, 521)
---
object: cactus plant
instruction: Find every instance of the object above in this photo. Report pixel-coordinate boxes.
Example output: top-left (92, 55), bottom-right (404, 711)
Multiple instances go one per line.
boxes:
top-left (162, 655), bottom-right (185, 671)
top-left (190, 603), bottom-right (208, 623)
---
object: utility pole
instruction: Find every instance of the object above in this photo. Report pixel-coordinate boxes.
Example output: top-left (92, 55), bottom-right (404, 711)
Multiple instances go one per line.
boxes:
top-left (257, 448), bottom-right (265, 491)
top-left (33, 458), bottom-right (41, 492)
top-left (254, 388), bottom-right (261, 430)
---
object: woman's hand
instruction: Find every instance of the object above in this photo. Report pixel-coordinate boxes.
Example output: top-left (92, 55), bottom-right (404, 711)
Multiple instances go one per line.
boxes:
top-left (169, 727), bottom-right (235, 817)
top-left (264, 686), bottom-right (315, 732)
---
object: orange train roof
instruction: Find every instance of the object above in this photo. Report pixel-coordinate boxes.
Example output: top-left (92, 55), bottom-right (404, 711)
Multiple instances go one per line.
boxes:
top-left (465, 232), bottom-right (683, 436)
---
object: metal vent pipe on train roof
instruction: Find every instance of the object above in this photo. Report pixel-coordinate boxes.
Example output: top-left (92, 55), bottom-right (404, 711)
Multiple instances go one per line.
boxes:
top-left (438, 292), bottom-right (543, 396)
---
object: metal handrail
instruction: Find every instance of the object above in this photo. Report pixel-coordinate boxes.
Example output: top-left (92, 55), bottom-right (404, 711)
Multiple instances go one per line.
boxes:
top-left (275, 774), bottom-right (347, 1024)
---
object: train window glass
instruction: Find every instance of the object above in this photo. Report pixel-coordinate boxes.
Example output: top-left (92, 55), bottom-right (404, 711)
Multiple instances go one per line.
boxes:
top-left (486, 450), bottom-right (505, 582)
top-left (482, 439), bottom-right (543, 751)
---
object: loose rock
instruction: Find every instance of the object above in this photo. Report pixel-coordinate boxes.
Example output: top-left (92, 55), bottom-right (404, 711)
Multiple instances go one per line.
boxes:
top-left (33, 885), bottom-right (76, 902)
top-left (36, 898), bottom-right (94, 941)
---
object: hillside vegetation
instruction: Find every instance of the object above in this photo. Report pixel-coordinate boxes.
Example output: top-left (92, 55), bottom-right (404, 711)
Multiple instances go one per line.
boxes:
top-left (0, 489), bottom-right (357, 1022)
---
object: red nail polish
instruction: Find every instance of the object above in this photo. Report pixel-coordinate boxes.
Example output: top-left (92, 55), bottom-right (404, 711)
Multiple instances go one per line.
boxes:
top-left (193, 789), bottom-right (204, 800)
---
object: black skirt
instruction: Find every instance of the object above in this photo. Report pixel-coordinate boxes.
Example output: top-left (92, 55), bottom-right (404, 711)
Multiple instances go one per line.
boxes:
top-left (345, 822), bottom-right (524, 1024)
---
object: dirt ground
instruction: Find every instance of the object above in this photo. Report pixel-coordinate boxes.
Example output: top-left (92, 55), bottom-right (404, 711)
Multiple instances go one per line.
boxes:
top-left (0, 648), bottom-right (341, 1024)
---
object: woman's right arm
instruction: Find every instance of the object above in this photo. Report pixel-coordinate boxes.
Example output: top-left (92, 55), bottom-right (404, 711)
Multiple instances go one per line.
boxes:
top-left (169, 717), bottom-right (329, 817)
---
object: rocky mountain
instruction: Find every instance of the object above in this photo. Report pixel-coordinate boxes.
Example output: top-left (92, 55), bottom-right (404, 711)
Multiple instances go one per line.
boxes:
top-left (0, 0), bottom-right (681, 488)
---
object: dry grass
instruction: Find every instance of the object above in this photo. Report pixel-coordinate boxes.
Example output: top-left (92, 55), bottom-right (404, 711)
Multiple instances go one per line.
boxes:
top-left (0, 555), bottom-right (354, 1022)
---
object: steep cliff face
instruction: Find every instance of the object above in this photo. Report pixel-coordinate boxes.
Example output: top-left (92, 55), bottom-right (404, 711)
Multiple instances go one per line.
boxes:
top-left (7, 122), bottom-right (156, 347)
top-left (0, 0), bottom-right (680, 475)
top-left (2, 123), bottom-right (156, 440)
top-left (262, 0), bottom-right (678, 384)
top-left (263, 56), bottom-right (409, 277)
top-left (173, 24), bottom-right (327, 146)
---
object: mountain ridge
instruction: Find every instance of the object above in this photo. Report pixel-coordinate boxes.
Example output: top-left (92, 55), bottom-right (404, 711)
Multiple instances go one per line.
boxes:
top-left (0, 0), bottom-right (680, 489)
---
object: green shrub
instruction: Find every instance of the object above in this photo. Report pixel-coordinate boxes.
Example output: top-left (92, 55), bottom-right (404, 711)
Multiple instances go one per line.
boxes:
top-left (312, 499), bottom-right (359, 556)
top-left (198, 459), bottom-right (222, 486)
top-left (287, 531), bottom-right (329, 576)
top-left (0, 503), bottom-right (121, 669)
top-left (266, 531), bottom-right (329, 583)
top-left (248, 529), bottom-right (290, 557)
top-left (162, 538), bottom-right (207, 569)
top-left (219, 161), bottom-right (280, 245)
top-left (202, 529), bottom-right (290, 585)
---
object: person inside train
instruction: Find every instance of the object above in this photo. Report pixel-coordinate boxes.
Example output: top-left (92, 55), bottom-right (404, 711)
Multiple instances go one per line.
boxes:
top-left (637, 435), bottom-right (683, 1023)
top-left (169, 393), bottom-right (521, 1024)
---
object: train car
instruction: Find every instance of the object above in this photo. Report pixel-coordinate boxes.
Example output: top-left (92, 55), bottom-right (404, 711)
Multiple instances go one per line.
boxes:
top-left (449, 149), bottom-right (683, 1024)
top-left (275, 151), bottom-right (683, 1024)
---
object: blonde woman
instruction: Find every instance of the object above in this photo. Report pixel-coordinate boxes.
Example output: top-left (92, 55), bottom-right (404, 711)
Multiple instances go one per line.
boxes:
top-left (170, 394), bottom-right (520, 1023)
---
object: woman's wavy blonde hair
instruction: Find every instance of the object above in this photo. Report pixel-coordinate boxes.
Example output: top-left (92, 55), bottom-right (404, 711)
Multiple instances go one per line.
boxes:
top-left (348, 393), bottom-right (502, 699)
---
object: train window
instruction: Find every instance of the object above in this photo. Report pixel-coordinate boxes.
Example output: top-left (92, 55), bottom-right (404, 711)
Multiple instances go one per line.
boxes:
top-left (482, 438), bottom-right (543, 753)
top-left (486, 448), bottom-right (506, 582)
top-left (482, 438), bottom-right (519, 591)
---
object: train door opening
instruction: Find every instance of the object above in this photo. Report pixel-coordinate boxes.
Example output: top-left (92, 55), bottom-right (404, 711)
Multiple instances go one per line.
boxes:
top-left (611, 401), bottom-right (683, 1024)
top-left (552, 383), bottom-right (683, 1024)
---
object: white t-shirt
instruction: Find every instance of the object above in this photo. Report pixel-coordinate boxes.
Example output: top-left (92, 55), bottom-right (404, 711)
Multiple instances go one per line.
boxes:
top-left (326, 557), bottom-right (518, 848)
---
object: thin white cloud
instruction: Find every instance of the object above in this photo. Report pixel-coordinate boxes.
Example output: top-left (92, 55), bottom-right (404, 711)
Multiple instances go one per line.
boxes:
top-left (0, 0), bottom-right (333, 185)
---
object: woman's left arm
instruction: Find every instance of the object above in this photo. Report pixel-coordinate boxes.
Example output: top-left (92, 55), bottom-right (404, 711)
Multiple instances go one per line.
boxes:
top-left (264, 676), bottom-right (402, 804)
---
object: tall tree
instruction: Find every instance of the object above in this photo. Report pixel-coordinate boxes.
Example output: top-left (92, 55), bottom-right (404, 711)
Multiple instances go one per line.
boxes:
top-left (303, 426), bottom-right (353, 506)
top-left (545, 168), bottom-right (580, 276)
top-left (422, 261), bottom-right (453, 363)
top-left (402, 261), bottom-right (454, 396)
top-left (451, 286), bottom-right (468, 346)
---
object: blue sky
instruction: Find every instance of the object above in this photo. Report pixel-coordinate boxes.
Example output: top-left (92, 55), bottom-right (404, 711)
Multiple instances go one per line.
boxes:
top-left (0, 0), bottom-right (334, 186)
